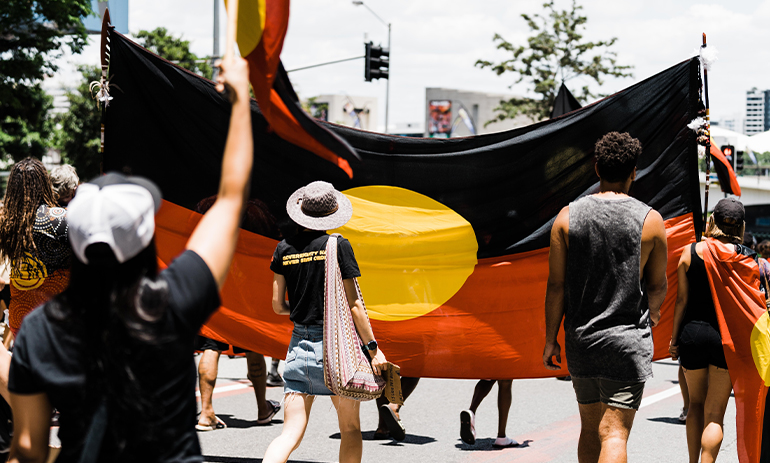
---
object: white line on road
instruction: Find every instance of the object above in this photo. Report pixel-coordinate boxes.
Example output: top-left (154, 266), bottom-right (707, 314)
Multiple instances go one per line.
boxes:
top-left (639, 385), bottom-right (681, 409)
top-left (195, 382), bottom-right (251, 397)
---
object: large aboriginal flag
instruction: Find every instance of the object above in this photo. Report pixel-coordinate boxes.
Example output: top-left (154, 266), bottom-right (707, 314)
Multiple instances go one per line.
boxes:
top-left (104, 29), bottom-right (702, 380)
top-left (703, 239), bottom-right (770, 463)
top-left (222, 0), bottom-right (358, 178)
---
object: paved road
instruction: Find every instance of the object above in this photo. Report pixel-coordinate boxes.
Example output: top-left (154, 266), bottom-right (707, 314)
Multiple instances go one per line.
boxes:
top-left (195, 356), bottom-right (739, 463)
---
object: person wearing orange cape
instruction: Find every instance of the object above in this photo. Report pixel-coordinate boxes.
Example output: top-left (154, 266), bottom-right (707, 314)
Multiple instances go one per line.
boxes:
top-left (670, 198), bottom-right (770, 463)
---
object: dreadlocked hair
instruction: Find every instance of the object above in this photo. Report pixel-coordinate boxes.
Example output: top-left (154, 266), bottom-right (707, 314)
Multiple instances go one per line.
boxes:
top-left (0, 158), bottom-right (57, 264)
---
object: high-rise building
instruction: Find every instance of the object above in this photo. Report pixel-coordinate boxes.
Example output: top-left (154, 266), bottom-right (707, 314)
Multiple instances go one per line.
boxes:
top-left (745, 88), bottom-right (770, 135)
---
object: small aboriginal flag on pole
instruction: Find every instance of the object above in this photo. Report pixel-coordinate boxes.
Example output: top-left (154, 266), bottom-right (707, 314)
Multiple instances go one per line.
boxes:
top-left (223, 0), bottom-right (359, 178)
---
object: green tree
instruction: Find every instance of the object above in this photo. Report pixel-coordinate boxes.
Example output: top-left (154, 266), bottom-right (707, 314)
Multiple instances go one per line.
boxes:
top-left (57, 66), bottom-right (102, 180)
top-left (0, 0), bottom-right (92, 162)
top-left (475, 0), bottom-right (633, 125)
top-left (57, 29), bottom-right (213, 178)
top-left (136, 28), bottom-right (213, 80)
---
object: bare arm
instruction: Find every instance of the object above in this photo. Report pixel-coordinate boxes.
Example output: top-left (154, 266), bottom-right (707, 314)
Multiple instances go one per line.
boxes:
top-left (543, 207), bottom-right (569, 370)
top-left (642, 210), bottom-right (668, 326)
top-left (343, 278), bottom-right (387, 375)
top-left (8, 393), bottom-right (52, 463)
top-left (185, 56), bottom-right (253, 290)
top-left (271, 274), bottom-right (290, 315)
top-left (669, 244), bottom-right (691, 359)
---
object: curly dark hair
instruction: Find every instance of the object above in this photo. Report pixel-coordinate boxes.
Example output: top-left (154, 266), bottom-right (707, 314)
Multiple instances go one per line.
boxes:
top-left (594, 132), bottom-right (642, 183)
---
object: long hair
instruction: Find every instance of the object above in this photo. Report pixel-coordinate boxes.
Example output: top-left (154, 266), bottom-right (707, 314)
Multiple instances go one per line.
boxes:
top-left (0, 158), bottom-right (57, 263)
top-left (704, 214), bottom-right (744, 244)
top-left (45, 240), bottom-right (169, 446)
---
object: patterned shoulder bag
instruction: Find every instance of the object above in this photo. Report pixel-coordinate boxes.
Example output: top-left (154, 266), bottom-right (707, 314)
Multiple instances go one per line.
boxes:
top-left (323, 234), bottom-right (385, 400)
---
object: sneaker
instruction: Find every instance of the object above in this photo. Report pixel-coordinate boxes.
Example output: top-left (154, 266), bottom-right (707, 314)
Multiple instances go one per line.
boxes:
top-left (266, 372), bottom-right (284, 387)
top-left (460, 410), bottom-right (476, 445)
top-left (493, 436), bottom-right (519, 448)
top-left (678, 407), bottom-right (688, 422)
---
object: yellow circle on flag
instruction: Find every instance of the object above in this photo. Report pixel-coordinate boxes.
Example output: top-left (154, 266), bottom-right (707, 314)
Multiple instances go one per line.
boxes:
top-left (331, 186), bottom-right (478, 321)
top-left (751, 311), bottom-right (770, 386)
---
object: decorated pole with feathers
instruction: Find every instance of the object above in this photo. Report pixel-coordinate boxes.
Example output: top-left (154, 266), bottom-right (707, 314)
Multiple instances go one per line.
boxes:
top-left (701, 32), bottom-right (712, 237)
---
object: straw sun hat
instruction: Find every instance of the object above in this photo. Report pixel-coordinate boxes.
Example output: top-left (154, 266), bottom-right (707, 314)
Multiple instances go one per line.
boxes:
top-left (286, 181), bottom-right (352, 231)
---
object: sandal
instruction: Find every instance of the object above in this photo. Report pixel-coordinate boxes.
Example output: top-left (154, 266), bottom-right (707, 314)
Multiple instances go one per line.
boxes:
top-left (381, 404), bottom-right (406, 441)
top-left (256, 399), bottom-right (282, 425)
top-left (195, 416), bottom-right (226, 432)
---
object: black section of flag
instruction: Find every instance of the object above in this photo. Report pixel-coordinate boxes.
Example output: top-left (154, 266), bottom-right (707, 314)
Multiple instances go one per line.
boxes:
top-left (105, 32), bottom-right (702, 259)
top-left (550, 83), bottom-right (583, 119)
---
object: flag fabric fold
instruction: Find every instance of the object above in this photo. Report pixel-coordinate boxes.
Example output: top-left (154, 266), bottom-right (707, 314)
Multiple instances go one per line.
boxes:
top-left (224, 0), bottom-right (358, 177)
top-left (709, 140), bottom-right (742, 196)
top-left (703, 238), bottom-right (769, 463)
top-left (104, 28), bottom-right (704, 380)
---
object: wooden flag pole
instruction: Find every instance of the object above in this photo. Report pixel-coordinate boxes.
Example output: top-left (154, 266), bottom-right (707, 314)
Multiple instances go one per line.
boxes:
top-left (701, 32), bottom-right (712, 237)
top-left (225, 0), bottom-right (239, 61)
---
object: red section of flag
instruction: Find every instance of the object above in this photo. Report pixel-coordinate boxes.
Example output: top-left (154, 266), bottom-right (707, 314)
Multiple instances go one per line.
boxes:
top-left (154, 200), bottom-right (697, 380)
top-left (703, 238), bottom-right (768, 463)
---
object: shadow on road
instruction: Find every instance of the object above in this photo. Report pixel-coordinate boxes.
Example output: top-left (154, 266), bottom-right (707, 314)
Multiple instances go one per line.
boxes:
top-left (204, 457), bottom-right (326, 463)
top-left (328, 431), bottom-right (437, 445)
top-left (455, 438), bottom-right (533, 451)
top-left (217, 414), bottom-right (284, 429)
top-left (647, 417), bottom-right (685, 425)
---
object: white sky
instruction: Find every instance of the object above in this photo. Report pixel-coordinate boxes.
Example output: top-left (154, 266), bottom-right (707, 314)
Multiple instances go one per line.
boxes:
top-left (50, 0), bottom-right (770, 132)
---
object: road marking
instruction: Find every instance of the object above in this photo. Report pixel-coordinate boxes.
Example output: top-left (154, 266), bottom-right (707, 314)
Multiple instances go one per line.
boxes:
top-left (195, 382), bottom-right (251, 397)
top-left (639, 385), bottom-right (681, 409)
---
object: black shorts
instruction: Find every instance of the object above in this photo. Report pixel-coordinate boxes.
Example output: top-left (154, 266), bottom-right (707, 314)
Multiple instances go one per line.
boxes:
top-left (195, 335), bottom-right (248, 354)
top-left (679, 320), bottom-right (728, 370)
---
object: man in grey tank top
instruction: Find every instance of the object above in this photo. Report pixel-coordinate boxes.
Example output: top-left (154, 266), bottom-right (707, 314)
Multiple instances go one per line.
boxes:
top-left (543, 132), bottom-right (669, 463)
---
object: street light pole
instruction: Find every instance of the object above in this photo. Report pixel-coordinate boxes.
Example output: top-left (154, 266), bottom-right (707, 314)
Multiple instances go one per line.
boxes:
top-left (353, 1), bottom-right (390, 133)
top-left (213, 0), bottom-right (220, 59)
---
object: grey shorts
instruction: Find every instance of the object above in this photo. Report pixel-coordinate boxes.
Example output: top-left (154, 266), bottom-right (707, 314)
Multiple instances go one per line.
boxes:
top-left (571, 377), bottom-right (645, 410)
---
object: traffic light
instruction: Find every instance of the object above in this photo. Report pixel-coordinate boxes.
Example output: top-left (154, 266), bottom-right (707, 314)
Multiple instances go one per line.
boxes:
top-left (736, 151), bottom-right (744, 172)
top-left (364, 41), bottom-right (389, 82)
top-left (721, 145), bottom-right (734, 167)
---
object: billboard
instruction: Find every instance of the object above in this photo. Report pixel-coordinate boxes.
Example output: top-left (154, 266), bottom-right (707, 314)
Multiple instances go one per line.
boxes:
top-left (83, 0), bottom-right (129, 34)
top-left (428, 100), bottom-right (452, 137)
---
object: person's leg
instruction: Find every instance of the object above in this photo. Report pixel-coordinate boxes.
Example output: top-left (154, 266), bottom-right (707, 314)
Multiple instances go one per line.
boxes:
top-left (469, 380), bottom-right (495, 414)
top-left (683, 367), bottom-right (709, 463)
top-left (332, 396), bottom-right (362, 463)
top-left (577, 403), bottom-right (602, 463)
top-left (267, 358), bottom-right (284, 387)
top-left (197, 349), bottom-right (222, 428)
top-left (263, 394), bottom-right (315, 463)
top-left (678, 365), bottom-right (690, 421)
top-left (700, 366), bottom-right (732, 463)
top-left (460, 379), bottom-right (495, 445)
top-left (376, 376), bottom-right (420, 439)
top-left (246, 352), bottom-right (275, 420)
top-left (596, 405), bottom-right (636, 463)
top-left (496, 380), bottom-right (513, 438)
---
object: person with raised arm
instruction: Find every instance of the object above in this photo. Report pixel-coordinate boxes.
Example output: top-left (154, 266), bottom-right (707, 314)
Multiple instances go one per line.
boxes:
top-left (7, 55), bottom-right (254, 463)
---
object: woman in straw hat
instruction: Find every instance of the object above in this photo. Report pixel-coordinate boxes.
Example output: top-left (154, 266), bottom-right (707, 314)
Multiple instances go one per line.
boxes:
top-left (264, 181), bottom-right (387, 463)
top-left (7, 55), bottom-right (253, 462)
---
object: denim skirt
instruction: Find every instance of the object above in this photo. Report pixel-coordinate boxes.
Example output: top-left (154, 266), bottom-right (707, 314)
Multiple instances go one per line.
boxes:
top-left (283, 324), bottom-right (333, 396)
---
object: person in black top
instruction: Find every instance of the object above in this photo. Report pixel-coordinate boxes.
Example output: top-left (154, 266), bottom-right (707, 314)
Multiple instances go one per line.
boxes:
top-left (7, 54), bottom-right (255, 463)
top-left (263, 181), bottom-right (387, 463)
top-left (670, 198), bottom-right (746, 463)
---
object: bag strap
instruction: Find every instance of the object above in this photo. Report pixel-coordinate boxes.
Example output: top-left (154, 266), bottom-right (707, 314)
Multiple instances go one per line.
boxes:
top-left (79, 399), bottom-right (107, 463)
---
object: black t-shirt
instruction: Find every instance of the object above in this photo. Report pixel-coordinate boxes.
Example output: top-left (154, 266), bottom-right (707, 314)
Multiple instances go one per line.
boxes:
top-left (270, 231), bottom-right (360, 325)
top-left (8, 250), bottom-right (220, 463)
